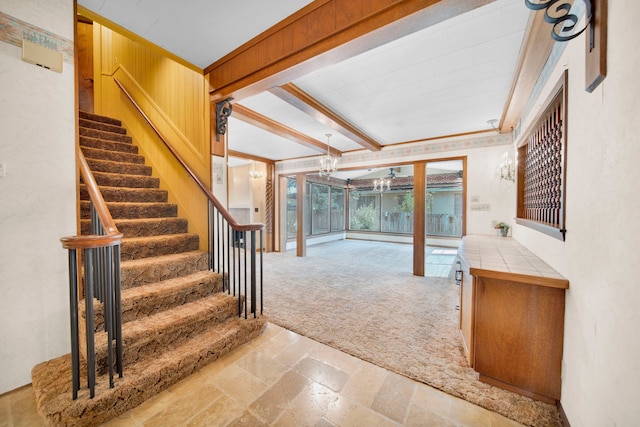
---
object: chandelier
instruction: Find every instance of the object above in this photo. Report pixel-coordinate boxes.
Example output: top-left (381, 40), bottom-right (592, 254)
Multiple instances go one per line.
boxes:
top-left (498, 152), bottom-right (515, 182)
top-left (248, 161), bottom-right (263, 179)
top-left (373, 168), bottom-right (396, 192)
top-left (319, 133), bottom-right (337, 177)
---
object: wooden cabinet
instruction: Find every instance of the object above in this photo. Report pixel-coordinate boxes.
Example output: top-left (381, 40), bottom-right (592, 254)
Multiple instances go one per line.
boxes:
top-left (457, 235), bottom-right (568, 404)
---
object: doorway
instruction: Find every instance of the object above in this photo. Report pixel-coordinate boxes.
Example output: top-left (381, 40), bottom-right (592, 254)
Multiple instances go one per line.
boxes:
top-left (77, 17), bottom-right (94, 112)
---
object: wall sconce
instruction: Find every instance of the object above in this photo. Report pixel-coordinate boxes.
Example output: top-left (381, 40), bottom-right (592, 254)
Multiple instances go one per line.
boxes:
top-left (215, 98), bottom-right (233, 141)
top-left (498, 152), bottom-right (516, 183)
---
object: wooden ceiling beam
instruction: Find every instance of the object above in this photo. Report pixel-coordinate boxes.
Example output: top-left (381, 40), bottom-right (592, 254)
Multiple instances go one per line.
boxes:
top-left (207, 0), bottom-right (494, 101)
top-left (227, 149), bottom-right (275, 165)
top-left (232, 104), bottom-right (341, 157)
top-left (269, 83), bottom-right (382, 152)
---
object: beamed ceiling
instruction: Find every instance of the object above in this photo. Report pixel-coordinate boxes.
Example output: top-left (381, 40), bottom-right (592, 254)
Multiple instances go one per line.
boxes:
top-left (78, 0), bottom-right (543, 174)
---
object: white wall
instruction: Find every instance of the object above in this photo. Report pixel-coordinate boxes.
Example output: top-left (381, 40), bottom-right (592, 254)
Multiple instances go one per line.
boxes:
top-left (0, 0), bottom-right (75, 393)
top-left (465, 144), bottom-right (517, 235)
top-left (228, 164), bottom-right (252, 208)
top-left (513, 3), bottom-right (640, 425)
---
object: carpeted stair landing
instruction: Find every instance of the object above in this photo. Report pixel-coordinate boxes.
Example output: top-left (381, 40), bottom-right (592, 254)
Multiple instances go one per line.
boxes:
top-left (31, 111), bottom-right (266, 426)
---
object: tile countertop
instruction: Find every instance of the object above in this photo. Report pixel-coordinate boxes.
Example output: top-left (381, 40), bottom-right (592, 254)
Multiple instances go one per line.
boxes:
top-left (457, 235), bottom-right (569, 289)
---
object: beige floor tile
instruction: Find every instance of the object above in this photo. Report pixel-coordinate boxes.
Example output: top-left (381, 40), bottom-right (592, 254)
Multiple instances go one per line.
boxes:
top-left (272, 381), bottom-right (340, 427)
top-left (405, 403), bottom-right (459, 427)
top-left (226, 409), bottom-right (269, 426)
top-left (207, 364), bottom-right (269, 407)
top-left (237, 349), bottom-right (290, 386)
top-left (0, 391), bottom-right (13, 427)
top-left (309, 344), bottom-right (362, 375)
top-left (5, 386), bottom-right (41, 427)
top-left (246, 323), bottom-right (285, 349)
top-left (327, 395), bottom-right (399, 427)
top-left (249, 370), bottom-right (309, 423)
top-left (186, 394), bottom-right (246, 427)
top-left (340, 362), bottom-right (387, 407)
top-left (294, 357), bottom-right (350, 392)
top-left (490, 411), bottom-right (526, 426)
top-left (272, 335), bottom-right (319, 367)
top-left (371, 371), bottom-right (416, 424)
top-left (412, 382), bottom-right (492, 426)
top-left (106, 388), bottom-right (175, 424)
top-left (140, 384), bottom-right (224, 426)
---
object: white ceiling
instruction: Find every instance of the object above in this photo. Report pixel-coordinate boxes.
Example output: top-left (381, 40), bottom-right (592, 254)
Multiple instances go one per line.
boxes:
top-left (77, 0), bottom-right (315, 69)
top-left (78, 0), bottom-right (531, 172)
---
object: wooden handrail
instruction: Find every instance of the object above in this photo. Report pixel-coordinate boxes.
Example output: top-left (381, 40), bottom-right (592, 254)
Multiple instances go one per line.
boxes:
top-left (113, 78), bottom-right (263, 232)
top-left (61, 151), bottom-right (123, 249)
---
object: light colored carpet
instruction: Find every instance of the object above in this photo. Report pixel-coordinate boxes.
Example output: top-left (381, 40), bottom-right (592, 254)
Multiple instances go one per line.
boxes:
top-left (263, 240), bottom-right (561, 427)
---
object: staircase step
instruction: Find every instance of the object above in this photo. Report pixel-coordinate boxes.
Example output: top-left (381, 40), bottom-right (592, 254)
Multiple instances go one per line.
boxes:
top-left (80, 110), bottom-right (122, 126)
top-left (91, 293), bottom-right (244, 373)
top-left (82, 270), bottom-right (225, 333)
top-left (31, 315), bottom-right (266, 427)
top-left (121, 233), bottom-right (200, 261)
top-left (81, 217), bottom-right (187, 237)
top-left (121, 251), bottom-right (209, 289)
top-left (80, 137), bottom-right (140, 156)
top-left (86, 158), bottom-right (152, 177)
top-left (79, 117), bottom-right (127, 135)
top-left (120, 271), bottom-right (224, 323)
top-left (88, 171), bottom-right (160, 188)
top-left (80, 185), bottom-right (168, 204)
top-left (81, 201), bottom-right (177, 220)
top-left (80, 126), bottom-right (132, 144)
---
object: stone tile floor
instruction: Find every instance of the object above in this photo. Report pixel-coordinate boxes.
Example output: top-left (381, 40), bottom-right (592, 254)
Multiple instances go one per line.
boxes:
top-left (0, 323), bottom-right (523, 426)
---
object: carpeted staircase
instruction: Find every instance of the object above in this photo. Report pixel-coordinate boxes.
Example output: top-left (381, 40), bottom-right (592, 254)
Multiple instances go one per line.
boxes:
top-left (31, 111), bottom-right (266, 426)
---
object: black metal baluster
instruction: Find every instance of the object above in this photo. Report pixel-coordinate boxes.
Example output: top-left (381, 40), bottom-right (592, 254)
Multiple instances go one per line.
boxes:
top-left (244, 233), bottom-right (247, 319)
top-left (260, 230), bottom-right (263, 315)
top-left (83, 248), bottom-right (96, 398)
top-left (68, 249), bottom-right (80, 400)
top-left (113, 245), bottom-right (123, 378)
top-left (207, 201), bottom-right (212, 271)
top-left (104, 246), bottom-right (114, 388)
top-left (250, 231), bottom-right (256, 317)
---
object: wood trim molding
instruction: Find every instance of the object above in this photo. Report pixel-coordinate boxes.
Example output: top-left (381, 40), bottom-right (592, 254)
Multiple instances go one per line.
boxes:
top-left (500, 9), bottom-right (555, 132)
top-left (269, 83), bottom-right (382, 151)
top-left (227, 149), bottom-right (276, 165)
top-left (232, 103), bottom-right (341, 156)
top-left (207, 0), bottom-right (494, 101)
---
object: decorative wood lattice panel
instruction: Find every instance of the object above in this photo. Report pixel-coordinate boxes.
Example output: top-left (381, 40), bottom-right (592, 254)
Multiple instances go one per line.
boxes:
top-left (517, 71), bottom-right (567, 241)
top-left (523, 98), bottom-right (563, 227)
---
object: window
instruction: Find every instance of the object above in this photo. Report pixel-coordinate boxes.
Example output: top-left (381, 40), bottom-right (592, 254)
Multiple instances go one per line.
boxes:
top-left (311, 183), bottom-right (330, 235)
top-left (516, 71), bottom-right (567, 240)
top-left (349, 192), bottom-right (381, 232)
top-left (286, 178), bottom-right (297, 240)
top-left (331, 187), bottom-right (346, 232)
top-left (381, 190), bottom-right (413, 233)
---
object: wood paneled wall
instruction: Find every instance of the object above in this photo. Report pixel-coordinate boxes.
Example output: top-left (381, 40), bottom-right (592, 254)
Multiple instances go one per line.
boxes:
top-left (92, 24), bottom-right (211, 250)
